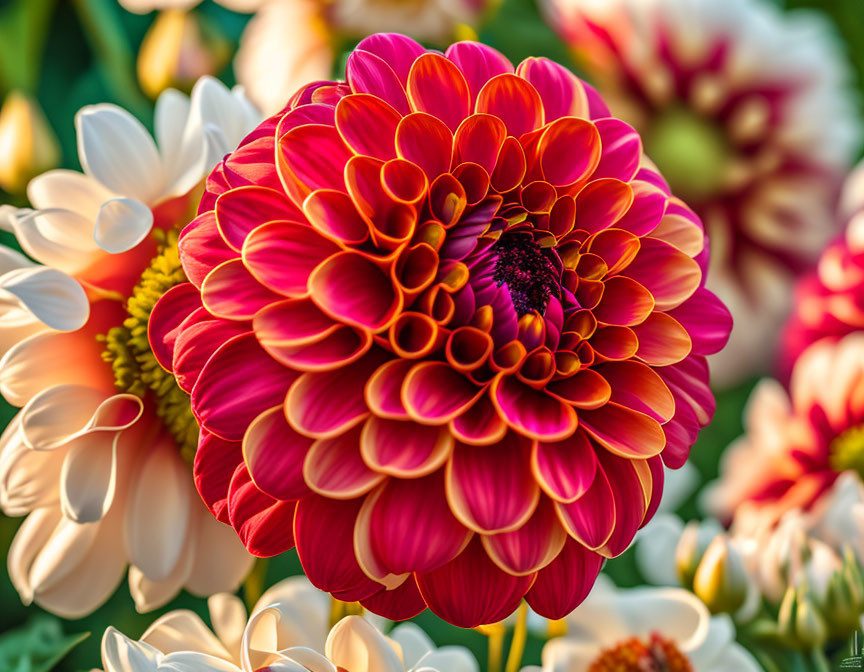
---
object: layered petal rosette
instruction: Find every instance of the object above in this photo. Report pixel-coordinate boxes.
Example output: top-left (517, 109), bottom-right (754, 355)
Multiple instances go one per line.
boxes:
top-left (0, 78), bottom-right (259, 616)
top-left (542, 0), bottom-right (859, 386)
top-left (151, 34), bottom-right (731, 627)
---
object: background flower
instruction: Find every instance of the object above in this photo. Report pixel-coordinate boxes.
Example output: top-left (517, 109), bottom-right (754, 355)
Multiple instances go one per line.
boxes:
top-left (541, 0), bottom-right (860, 386)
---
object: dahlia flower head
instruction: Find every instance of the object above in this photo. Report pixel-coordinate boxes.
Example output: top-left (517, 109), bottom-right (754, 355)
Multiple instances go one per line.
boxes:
top-left (706, 333), bottom-right (864, 530)
top-left (542, 0), bottom-right (859, 386)
top-left (0, 77), bottom-right (259, 617)
top-left (151, 33), bottom-right (732, 627)
top-left (782, 161), bottom-right (864, 374)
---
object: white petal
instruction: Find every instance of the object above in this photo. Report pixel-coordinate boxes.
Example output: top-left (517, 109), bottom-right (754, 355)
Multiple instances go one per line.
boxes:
top-left (0, 266), bottom-right (88, 331)
top-left (155, 88), bottom-right (192, 169)
top-left (191, 76), bottom-right (254, 158)
top-left (141, 609), bottom-right (231, 659)
top-left (95, 197), bottom-right (154, 253)
top-left (616, 588), bottom-right (711, 654)
top-left (7, 506), bottom-right (62, 603)
top-left (413, 647), bottom-right (479, 672)
top-left (325, 616), bottom-right (403, 672)
top-left (59, 434), bottom-right (119, 523)
top-left (658, 462), bottom-right (698, 514)
top-left (704, 641), bottom-right (763, 672)
top-left (208, 594), bottom-right (247, 662)
top-left (8, 208), bottom-right (100, 274)
top-left (129, 560), bottom-right (189, 614)
top-left (259, 657), bottom-right (320, 672)
top-left (102, 627), bottom-right (163, 672)
top-left (0, 413), bottom-right (65, 515)
top-left (159, 652), bottom-right (242, 672)
top-left (18, 385), bottom-right (111, 449)
top-left (184, 504), bottom-right (254, 597)
top-left (389, 623), bottom-right (433, 669)
top-left (0, 240), bottom-right (34, 274)
top-left (252, 575), bottom-right (330, 649)
top-left (275, 648), bottom-right (336, 672)
top-left (125, 434), bottom-right (193, 581)
top-left (634, 513), bottom-right (685, 586)
top-left (76, 104), bottom-right (164, 204)
top-left (540, 639), bottom-right (602, 672)
top-left (27, 169), bottom-right (115, 219)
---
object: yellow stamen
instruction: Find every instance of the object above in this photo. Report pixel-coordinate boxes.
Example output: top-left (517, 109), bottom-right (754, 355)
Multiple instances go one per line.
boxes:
top-left (831, 425), bottom-right (864, 479)
top-left (504, 602), bottom-right (528, 672)
top-left (476, 622), bottom-right (506, 672)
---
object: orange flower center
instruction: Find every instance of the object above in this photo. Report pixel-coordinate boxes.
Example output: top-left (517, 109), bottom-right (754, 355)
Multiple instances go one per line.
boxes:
top-left (587, 633), bottom-right (693, 672)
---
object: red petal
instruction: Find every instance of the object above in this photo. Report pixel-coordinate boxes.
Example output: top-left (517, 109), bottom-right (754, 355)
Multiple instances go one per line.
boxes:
top-left (555, 459), bottom-right (615, 550)
top-left (215, 186), bottom-right (302, 252)
top-left (532, 431), bottom-right (598, 503)
top-left (148, 282), bottom-right (202, 371)
top-left (194, 429), bottom-right (243, 523)
top-left (407, 53), bottom-right (471, 132)
top-left (579, 403), bottom-right (666, 459)
top-left (491, 375), bottom-right (578, 441)
top-left (476, 73), bottom-right (544, 138)
top-left (243, 406), bottom-right (312, 501)
top-left (360, 577), bottom-right (427, 621)
top-left (303, 425), bottom-right (385, 499)
top-left (227, 463), bottom-right (296, 557)
top-left (482, 496), bottom-right (567, 575)
top-left (360, 416), bottom-right (453, 477)
top-left (526, 538), bottom-right (603, 619)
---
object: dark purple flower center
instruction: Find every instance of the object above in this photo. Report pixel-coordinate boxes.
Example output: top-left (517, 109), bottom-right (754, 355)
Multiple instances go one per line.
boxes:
top-left (493, 232), bottom-right (560, 317)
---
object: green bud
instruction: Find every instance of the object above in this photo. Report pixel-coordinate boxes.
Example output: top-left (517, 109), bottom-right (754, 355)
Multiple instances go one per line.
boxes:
top-left (692, 535), bottom-right (748, 614)
top-left (778, 583), bottom-right (828, 650)
top-left (675, 521), bottom-right (717, 590)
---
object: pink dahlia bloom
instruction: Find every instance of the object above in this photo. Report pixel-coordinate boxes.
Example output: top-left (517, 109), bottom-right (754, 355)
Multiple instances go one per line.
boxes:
top-left (542, 0), bottom-right (859, 386)
top-left (781, 162), bottom-right (864, 374)
top-left (151, 33), bottom-right (731, 627)
top-left (706, 333), bottom-right (864, 528)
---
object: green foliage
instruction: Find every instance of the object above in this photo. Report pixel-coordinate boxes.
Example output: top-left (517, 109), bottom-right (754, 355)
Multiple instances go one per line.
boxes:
top-left (0, 617), bottom-right (88, 672)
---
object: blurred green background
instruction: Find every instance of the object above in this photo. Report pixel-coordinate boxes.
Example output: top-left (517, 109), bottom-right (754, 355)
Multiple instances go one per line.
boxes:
top-left (0, 0), bottom-right (855, 669)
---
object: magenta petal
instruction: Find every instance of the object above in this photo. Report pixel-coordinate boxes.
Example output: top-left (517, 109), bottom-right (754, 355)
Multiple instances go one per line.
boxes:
top-left (227, 463), bottom-right (296, 557)
top-left (355, 33), bottom-right (427, 83)
top-left (148, 282), bottom-right (202, 371)
top-left (215, 186), bottom-right (303, 252)
top-left (179, 211), bottom-right (236, 288)
top-left (491, 375), bottom-right (577, 441)
top-left (555, 460), bottom-right (615, 550)
top-left (194, 429), bottom-right (243, 523)
top-left (173, 317), bottom-right (249, 393)
top-left (669, 288), bottom-right (733, 355)
top-left (516, 57), bottom-right (589, 122)
top-left (243, 405), bottom-right (312, 501)
top-left (532, 431), bottom-right (598, 503)
top-left (347, 49), bottom-right (410, 115)
top-left (445, 41), bottom-right (514, 104)
top-left (201, 259), bottom-right (283, 320)
top-left (526, 538), bottom-right (604, 619)
top-left (593, 118), bottom-right (642, 182)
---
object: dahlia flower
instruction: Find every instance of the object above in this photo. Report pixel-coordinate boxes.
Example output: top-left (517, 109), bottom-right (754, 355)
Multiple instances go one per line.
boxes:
top-left (520, 577), bottom-right (760, 672)
top-left (120, 0), bottom-right (490, 115)
top-left (706, 333), bottom-right (864, 530)
top-left (0, 77), bottom-right (259, 617)
top-left (151, 33), bottom-right (731, 627)
top-left (542, 0), bottom-right (859, 386)
top-left (782, 161), bottom-right (864, 373)
top-left (100, 575), bottom-right (478, 672)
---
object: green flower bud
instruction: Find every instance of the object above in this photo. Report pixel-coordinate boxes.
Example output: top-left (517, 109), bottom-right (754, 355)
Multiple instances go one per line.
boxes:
top-left (692, 535), bottom-right (749, 614)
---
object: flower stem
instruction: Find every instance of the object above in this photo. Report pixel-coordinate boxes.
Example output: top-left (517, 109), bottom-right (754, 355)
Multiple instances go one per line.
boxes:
top-left (809, 648), bottom-right (831, 672)
top-left (504, 603), bottom-right (528, 672)
top-left (477, 623), bottom-right (505, 672)
top-left (330, 597), bottom-right (346, 628)
top-left (243, 558), bottom-right (268, 611)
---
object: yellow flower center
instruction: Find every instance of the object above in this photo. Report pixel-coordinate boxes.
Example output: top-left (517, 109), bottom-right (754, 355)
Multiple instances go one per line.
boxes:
top-left (587, 634), bottom-right (693, 672)
top-left (644, 107), bottom-right (730, 202)
top-left (99, 229), bottom-right (198, 462)
top-left (830, 425), bottom-right (864, 479)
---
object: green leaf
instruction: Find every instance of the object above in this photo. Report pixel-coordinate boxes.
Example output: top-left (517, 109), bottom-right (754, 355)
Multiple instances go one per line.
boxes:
top-left (0, 617), bottom-right (89, 672)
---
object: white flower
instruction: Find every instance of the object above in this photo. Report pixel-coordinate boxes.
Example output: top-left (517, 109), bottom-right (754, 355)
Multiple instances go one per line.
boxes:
top-left (100, 576), bottom-right (478, 672)
top-left (0, 77), bottom-right (260, 618)
top-left (524, 577), bottom-right (761, 672)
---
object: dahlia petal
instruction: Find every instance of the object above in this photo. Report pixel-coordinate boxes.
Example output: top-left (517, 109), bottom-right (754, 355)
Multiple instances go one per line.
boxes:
top-left (593, 119), bottom-right (642, 182)
top-left (346, 50), bottom-right (410, 115)
top-left (201, 259), bottom-right (282, 320)
top-left (526, 539), bottom-right (604, 619)
top-left (596, 452), bottom-right (649, 558)
top-left (355, 33), bottom-right (426, 83)
top-left (652, 202), bottom-right (704, 257)
top-left (482, 495), bottom-right (567, 575)
top-left (624, 238), bottom-right (702, 311)
top-left (490, 136), bottom-right (527, 192)
top-left (445, 433), bottom-right (539, 534)
top-left (173, 317), bottom-right (249, 394)
top-left (586, 228), bottom-right (640, 275)
top-left (295, 494), bottom-right (382, 602)
top-left (360, 416), bottom-right (453, 477)
top-left (579, 402), bottom-right (665, 459)
top-left (148, 283), bottom-right (202, 372)
top-left (615, 181), bottom-right (668, 237)
top-left (532, 431), bottom-right (598, 503)
top-left (285, 354), bottom-right (382, 439)
top-left (221, 133), bottom-right (282, 193)
top-left (277, 124), bottom-right (352, 202)
top-left (242, 221), bottom-right (340, 297)
top-left (546, 369), bottom-right (611, 409)
top-left (642, 455), bottom-right (666, 527)
top-left (555, 461), bottom-right (615, 549)
top-left (194, 430), bottom-right (242, 523)
top-left (599, 361), bottom-right (675, 423)
top-left (301, 192), bottom-right (368, 249)
top-left (395, 113), bottom-right (453, 182)
top-left (365, 470), bottom-right (471, 575)
top-left (178, 212), bottom-right (235, 289)
top-left (382, 159), bottom-right (428, 205)
top-left (215, 186), bottom-right (302, 252)
top-left (335, 94), bottom-right (400, 161)
top-left (516, 57), bottom-right (589, 122)
top-left (453, 114), bottom-right (507, 175)
top-left (593, 276), bottom-right (654, 327)
top-left (491, 374), bottom-right (578, 441)
top-left (589, 326), bottom-right (638, 360)
top-left (445, 42), bottom-right (513, 103)
top-left (631, 312), bottom-right (692, 366)
top-left (304, 426), bottom-right (384, 499)
top-left (308, 251), bottom-right (402, 331)
top-left (416, 537), bottom-right (535, 628)
top-left (476, 73), bottom-right (544, 138)
top-left (364, 359), bottom-right (412, 420)
top-left (668, 288), bottom-right (732, 356)
top-left (253, 297), bottom-right (337, 346)
top-left (243, 406), bottom-right (312, 501)
top-left (538, 117), bottom-right (601, 187)
top-left (406, 53), bottom-right (471, 133)
top-left (449, 392), bottom-right (508, 445)
top-left (192, 332), bottom-right (299, 441)
top-left (227, 464), bottom-right (296, 557)
top-left (266, 326), bottom-right (372, 373)
top-left (402, 361), bottom-right (483, 424)
top-left (575, 178), bottom-right (634, 233)
top-left (359, 578), bottom-right (426, 621)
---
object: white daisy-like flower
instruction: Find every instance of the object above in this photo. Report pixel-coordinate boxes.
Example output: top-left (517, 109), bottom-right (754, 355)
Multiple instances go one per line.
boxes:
top-left (0, 76), bottom-right (260, 617)
top-left (521, 577), bottom-right (761, 672)
top-left (100, 576), bottom-right (479, 672)
top-left (542, 0), bottom-right (860, 385)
